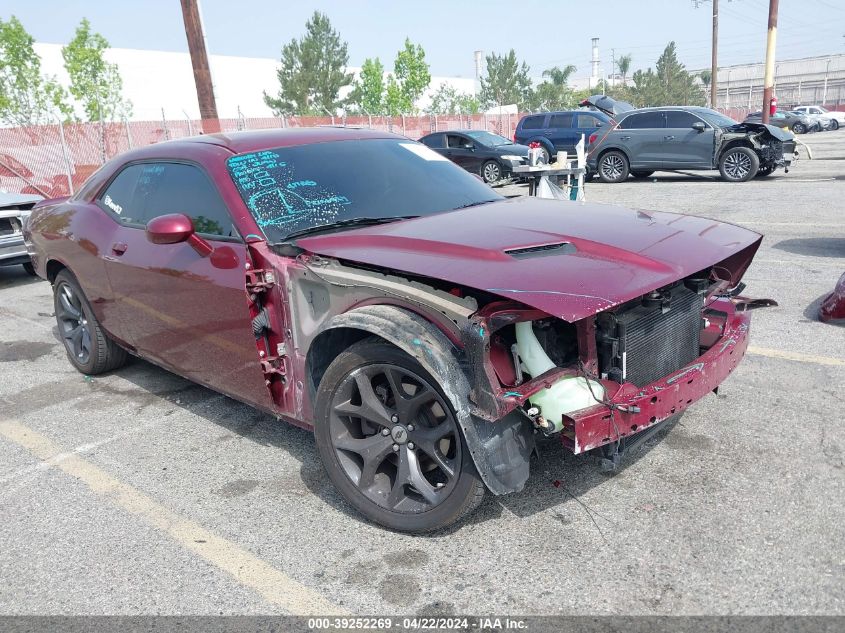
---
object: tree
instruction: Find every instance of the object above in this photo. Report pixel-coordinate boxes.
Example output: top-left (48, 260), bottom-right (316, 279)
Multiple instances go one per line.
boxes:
top-left (347, 57), bottom-right (385, 114)
top-left (264, 11), bottom-right (352, 115)
top-left (479, 50), bottom-right (534, 111)
top-left (62, 18), bottom-right (131, 121)
top-left (534, 64), bottom-right (577, 110)
top-left (383, 38), bottom-right (430, 115)
top-left (426, 83), bottom-right (479, 115)
top-left (628, 42), bottom-right (704, 107)
top-left (617, 54), bottom-right (632, 85)
top-left (0, 16), bottom-right (71, 126)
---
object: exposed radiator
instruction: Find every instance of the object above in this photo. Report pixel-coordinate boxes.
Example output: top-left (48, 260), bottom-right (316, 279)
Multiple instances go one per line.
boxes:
top-left (597, 285), bottom-right (703, 387)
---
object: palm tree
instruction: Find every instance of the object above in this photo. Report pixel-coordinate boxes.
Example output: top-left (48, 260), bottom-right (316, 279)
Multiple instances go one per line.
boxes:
top-left (542, 64), bottom-right (577, 87)
top-left (699, 70), bottom-right (712, 86)
top-left (617, 54), bottom-right (632, 86)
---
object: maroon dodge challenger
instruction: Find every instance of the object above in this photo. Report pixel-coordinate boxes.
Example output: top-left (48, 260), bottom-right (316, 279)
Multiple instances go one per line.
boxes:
top-left (25, 128), bottom-right (770, 532)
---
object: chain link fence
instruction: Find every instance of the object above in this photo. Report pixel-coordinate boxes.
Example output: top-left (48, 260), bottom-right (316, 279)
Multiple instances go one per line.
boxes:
top-left (0, 112), bottom-right (519, 198)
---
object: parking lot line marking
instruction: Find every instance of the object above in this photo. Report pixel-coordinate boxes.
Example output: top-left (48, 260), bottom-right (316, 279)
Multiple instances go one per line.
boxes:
top-left (747, 346), bottom-right (845, 367)
top-left (0, 419), bottom-right (345, 616)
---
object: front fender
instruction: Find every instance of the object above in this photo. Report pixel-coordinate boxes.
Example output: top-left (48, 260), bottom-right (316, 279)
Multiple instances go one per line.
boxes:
top-left (320, 304), bottom-right (534, 495)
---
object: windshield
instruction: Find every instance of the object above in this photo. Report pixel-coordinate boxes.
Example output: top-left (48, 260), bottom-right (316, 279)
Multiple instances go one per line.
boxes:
top-left (227, 138), bottom-right (501, 242)
top-left (465, 130), bottom-right (513, 147)
top-left (698, 109), bottom-right (740, 128)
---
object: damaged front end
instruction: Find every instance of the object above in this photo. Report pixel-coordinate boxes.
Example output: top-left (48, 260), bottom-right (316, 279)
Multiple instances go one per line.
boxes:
top-left (719, 122), bottom-right (797, 172)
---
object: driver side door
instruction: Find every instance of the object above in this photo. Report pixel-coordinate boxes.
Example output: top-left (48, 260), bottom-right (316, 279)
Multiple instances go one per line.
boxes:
top-left (98, 161), bottom-right (274, 411)
top-left (444, 134), bottom-right (483, 172)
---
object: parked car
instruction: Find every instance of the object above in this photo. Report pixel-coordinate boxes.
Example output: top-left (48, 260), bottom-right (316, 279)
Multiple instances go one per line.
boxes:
top-left (792, 105), bottom-right (843, 130)
top-left (744, 109), bottom-right (819, 134)
top-left (418, 130), bottom-right (529, 184)
top-left (0, 192), bottom-right (42, 275)
top-left (789, 110), bottom-right (834, 131)
top-left (583, 95), bottom-right (796, 183)
top-left (819, 271), bottom-right (845, 324)
top-left (26, 128), bottom-right (771, 532)
top-left (514, 109), bottom-right (612, 163)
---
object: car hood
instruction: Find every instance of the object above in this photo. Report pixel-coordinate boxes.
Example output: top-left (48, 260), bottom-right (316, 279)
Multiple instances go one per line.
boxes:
top-left (494, 142), bottom-right (530, 156)
top-left (579, 94), bottom-right (634, 117)
top-left (732, 121), bottom-right (794, 141)
top-left (296, 198), bottom-right (762, 322)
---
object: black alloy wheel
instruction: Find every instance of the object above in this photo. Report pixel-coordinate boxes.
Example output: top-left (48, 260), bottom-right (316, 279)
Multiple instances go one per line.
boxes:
top-left (315, 340), bottom-right (484, 532)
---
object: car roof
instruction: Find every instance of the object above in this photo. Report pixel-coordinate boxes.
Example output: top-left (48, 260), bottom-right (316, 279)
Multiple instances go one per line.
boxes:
top-left (153, 127), bottom-right (403, 156)
top-left (621, 106), bottom-right (714, 114)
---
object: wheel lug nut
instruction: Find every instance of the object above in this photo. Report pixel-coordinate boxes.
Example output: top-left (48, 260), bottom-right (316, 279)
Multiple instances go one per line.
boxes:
top-left (391, 414), bottom-right (399, 424)
top-left (381, 428), bottom-right (390, 436)
top-left (408, 442), bottom-right (415, 450)
top-left (392, 444), bottom-right (399, 452)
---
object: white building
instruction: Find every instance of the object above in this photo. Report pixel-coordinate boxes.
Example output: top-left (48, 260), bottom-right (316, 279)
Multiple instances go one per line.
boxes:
top-left (33, 43), bottom-right (476, 121)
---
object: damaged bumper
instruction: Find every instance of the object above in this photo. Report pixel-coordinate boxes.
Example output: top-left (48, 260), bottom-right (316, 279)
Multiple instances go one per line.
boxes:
top-left (563, 305), bottom-right (750, 454)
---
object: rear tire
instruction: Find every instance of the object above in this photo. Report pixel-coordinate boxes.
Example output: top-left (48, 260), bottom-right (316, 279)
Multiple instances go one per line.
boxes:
top-left (719, 146), bottom-right (759, 182)
top-left (314, 339), bottom-right (485, 533)
top-left (598, 150), bottom-right (629, 183)
top-left (22, 262), bottom-right (36, 276)
top-left (630, 170), bottom-right (654, 179)
top-left (830, 119), bottom-right (839, 131)
top-left (53, 270), bottom-right (127, 375)
top-left (536, 146), bottom-right (550, 164)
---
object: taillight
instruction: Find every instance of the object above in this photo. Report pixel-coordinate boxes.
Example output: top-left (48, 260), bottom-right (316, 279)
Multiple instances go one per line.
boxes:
top-left (513, 133), bottom-right (517, 142)
top-left (589, 133), bottom-right (598, 144)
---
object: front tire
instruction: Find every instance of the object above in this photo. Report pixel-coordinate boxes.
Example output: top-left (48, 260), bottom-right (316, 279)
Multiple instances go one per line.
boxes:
top-left (53, 270), bottom-right (127, 375)
top-left (314, 339), bottom-right (485, 533)
top-left (830, 119), bottom-right (839, 131)
top-left (792, 122), bottom-right (807, 134)
top-left (598, 150), bottom-right (629, 183)
top-left (481, 160), bottom-right (502, 184)
top-left (23, 262), bottom-right (36, 276)
top-left (719, 146), bottom-right (759, 182)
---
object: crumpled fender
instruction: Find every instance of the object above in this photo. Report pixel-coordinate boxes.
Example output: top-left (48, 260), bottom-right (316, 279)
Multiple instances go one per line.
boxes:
top-left (319, 304), bottom-right (534, 495)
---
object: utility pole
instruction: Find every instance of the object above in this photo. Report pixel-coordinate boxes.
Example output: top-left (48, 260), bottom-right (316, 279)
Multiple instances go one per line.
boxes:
top-left (711, 0), bottom-right (718, 109)
top-left (180, 0), bottom-right (220, 133)
top-left (761, 0), bottom-right (779, 123)
top-left (693, 1), bottom-right (720, 109)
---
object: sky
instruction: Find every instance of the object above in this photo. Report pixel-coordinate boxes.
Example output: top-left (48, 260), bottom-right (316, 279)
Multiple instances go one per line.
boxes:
top-left (3, 0), bottom-right (844, 79)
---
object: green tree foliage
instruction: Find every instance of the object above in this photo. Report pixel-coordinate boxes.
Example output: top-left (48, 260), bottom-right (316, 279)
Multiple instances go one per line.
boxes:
top-left (628, 42), bottom-right (704, 107)
top-left (384, 39), bottom-right (430, 115)
top-left (62, 18), bottom-right (131, 121)
top-left (479, 50), bottom-right (534, 110)
top-left (617, 54), bottom-right (632, 85)
top-left (347, 57), bottom-right (385, 114)
top-left (534, 64), bottom-right (577, 110)
top-left (0, 16), bottom-right (72, 126)
top-left (425, 83), bottom-right (479, 115)
top-left (264, 11), bottom-right (353, 115)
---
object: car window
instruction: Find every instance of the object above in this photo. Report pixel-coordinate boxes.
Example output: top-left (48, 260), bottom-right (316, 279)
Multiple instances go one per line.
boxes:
top-left (520, 115), bottom-right (546, 130)
top-left (548, 113), bottom-right (573, 128)
top-left (420, 134), bottom-right (444, 148)
top-left (575, 114), bottom-right (600, 128)
top-left (98, 164), bottom-right (145, 224)
top-left (446, 134), bottom-right (471, 149)
top-left (620, 112), bottom-right (665, 129)
top-left (227, 138), bottom-right (502, 243)
top-left (665, 111), bottom-right (703, 128)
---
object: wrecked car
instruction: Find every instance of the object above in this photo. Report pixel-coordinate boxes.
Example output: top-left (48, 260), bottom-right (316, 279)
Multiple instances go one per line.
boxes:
top-left (0, 192), bottom-right (42, 275)
top-left (26, 128), bottom-right (771, 532)
top-left (582, 95), bottom-right (797, 182)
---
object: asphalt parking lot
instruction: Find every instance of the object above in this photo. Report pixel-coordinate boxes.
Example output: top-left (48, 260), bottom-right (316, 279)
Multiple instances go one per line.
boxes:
top-left (1, 132), bottom-right (843, 616)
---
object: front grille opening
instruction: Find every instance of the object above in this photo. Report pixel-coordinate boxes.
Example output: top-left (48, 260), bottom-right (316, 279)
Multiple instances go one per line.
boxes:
top-left (596, 282), bottom-right (704, 387)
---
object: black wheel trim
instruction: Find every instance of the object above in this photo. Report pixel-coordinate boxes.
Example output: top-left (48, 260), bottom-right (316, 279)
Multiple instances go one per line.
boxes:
top-left (56, 281), bottom-right (91, 365)
top-left (328, 363), bottom-right (461, 514)
top-left (723, 150), bottom-right (752, 180)
top-left (483, 161), bottom-right (501, 183)
top-left (600, 154), bottom-right (626, 181)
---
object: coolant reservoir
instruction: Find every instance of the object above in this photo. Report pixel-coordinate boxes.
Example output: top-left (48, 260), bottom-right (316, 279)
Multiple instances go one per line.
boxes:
top-left (515, 321), bottom-right (606, 433)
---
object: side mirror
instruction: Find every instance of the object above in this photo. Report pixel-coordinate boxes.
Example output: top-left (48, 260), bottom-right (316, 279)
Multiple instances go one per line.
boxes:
top-left (146, 213), bottom-right (212, 257)
top-left (692, 121), bottom-right (706, 132)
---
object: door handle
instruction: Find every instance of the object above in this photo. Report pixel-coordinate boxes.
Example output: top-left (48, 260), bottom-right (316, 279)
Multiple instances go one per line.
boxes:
top-left (664, 135), bottom-right (675, 140)
top-left (619, 136), bottom-right (631, 141)
top-left (111, 242), bottom-right (128, 255)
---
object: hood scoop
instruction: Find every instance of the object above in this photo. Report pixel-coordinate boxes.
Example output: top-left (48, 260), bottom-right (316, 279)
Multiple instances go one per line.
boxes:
top-left (505, 241), bottom-right (577, 259)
